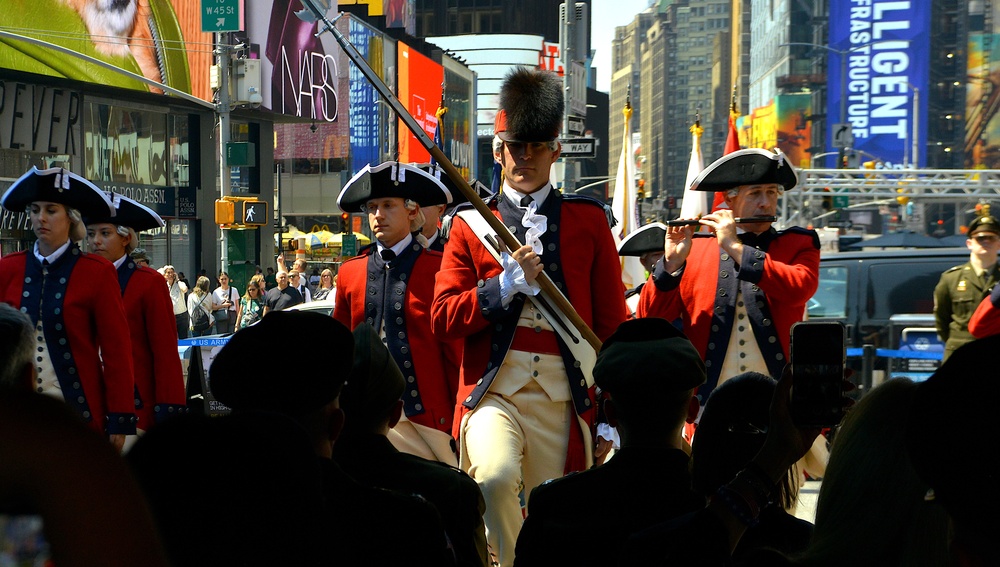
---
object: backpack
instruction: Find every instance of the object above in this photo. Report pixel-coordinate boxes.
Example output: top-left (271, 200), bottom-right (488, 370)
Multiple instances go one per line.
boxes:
top-left (191, 294), bottom-right (212, 332)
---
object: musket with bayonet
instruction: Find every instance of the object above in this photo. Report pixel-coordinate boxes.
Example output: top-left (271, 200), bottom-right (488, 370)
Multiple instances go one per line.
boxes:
top-left (300, 4), bottom-right (602, 352)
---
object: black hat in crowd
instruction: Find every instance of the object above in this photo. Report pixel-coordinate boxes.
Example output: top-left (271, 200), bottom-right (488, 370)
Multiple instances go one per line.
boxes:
top-left (338, 161), bottom-right (454, 213)
top-left (618, 222), bottom-right (667, 257)
top-left (493, 67), bottom-right (564, 143)
top-left (413, 163), bottom-right (471, 209)
top-left (209, 311), bottom-right (355, 416)
top-left (339, 323), bottom-right (405, 431)
top-left (689, 148), bottom-right (799, 192)
top-left (83, 193), bottom-right (165, 232)
top-left (1, 166), bottom-right (114, 217)
top-left (594, 318), bottom-right (706, 400)
top-left (907, 334), bottom-right (1000, 534)
top-left (968, 215), bottom-right (1000, 236)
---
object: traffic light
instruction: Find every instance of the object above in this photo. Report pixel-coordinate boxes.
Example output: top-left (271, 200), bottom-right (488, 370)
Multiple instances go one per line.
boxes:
top-left (340, 212), bottom-right (350, 233)
top-left (821, 188), bottom-right (833, 210)
top-left (636, 179), bottom-right (646, 200)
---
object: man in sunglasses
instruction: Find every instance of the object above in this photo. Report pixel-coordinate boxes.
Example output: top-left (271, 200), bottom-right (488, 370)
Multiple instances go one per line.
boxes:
top-left (934, 214), bottom-right (1000, 361)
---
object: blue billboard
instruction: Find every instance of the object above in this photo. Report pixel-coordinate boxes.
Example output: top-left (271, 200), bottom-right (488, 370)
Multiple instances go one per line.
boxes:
top-left (827, 0), bottom-right (930, 168)
top-left (349, 19), bottom-right (381, 175)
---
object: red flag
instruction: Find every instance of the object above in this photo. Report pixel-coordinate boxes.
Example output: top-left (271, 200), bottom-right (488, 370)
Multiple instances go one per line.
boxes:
top-left (712, 114), bottom-right (741, 211)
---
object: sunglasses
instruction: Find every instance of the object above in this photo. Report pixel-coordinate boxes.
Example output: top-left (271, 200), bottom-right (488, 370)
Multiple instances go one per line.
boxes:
top-left (249, 287), bottom-right (259, 292)
top-left (974, 234), bottom-right (999, 243)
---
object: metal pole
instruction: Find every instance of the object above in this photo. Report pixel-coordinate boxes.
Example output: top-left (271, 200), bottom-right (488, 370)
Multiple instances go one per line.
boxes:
top-left (839, 49), bottom-right (847, 168)
top-left (299, 4), bottom-right (602, 351)
top-left (217, 32), bottom-right (231, 271)
top-left (912, 86), bottom-right (920, 169)
top-left (562, 5), bottom-right (576, 193)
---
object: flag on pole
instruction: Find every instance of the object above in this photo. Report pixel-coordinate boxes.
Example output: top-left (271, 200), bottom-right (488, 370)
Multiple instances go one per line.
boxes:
top-left (611, 98), bottom-right (647, 290)
top-left (712, 86), bottom-right (742, 212)
top-left (679, 116), bottom-right (706, 219)
top-left (429, 89), bottom-right (447, 165)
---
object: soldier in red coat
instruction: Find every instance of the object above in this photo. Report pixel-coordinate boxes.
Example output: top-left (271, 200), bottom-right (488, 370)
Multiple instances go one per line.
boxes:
top-left (0, 167), bottom-right (136, 451)
top-left (85, 194), bottom-right (187, 440)
top-left (333, 161), bottom-right (462, 466)
top-left (431, 67), bottom-right (628, 567)
top-left (637, 149), bottom-right (820, 405)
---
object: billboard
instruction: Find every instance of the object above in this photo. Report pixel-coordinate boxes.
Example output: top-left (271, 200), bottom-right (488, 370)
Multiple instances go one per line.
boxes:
top-left (349, 18), bottom-right (384, 174)
top-left (0, 0), bottom-right (212, 100)
top-left (442, 57), bottom-right (476, 181)
top-left (967, 3), bottom-right (1000, 168)
top-left (828, 0), bottom-right (930, 168)
top-left (397, 42), bottom-right (443, 163)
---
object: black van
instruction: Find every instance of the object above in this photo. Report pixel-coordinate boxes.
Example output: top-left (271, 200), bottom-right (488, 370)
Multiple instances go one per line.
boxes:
top-left (808, 247), bottom-right (971, 386)
top-left (809, 247), bottom-right (970, 347)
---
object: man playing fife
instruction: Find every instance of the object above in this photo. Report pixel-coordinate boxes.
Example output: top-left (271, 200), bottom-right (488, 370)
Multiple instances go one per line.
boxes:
top-left (432, 66), bottom-right (627, 567)
top-left (333, 161), bottom-right (462, 466)
top-left (637, 148), bottom-right (820, 404)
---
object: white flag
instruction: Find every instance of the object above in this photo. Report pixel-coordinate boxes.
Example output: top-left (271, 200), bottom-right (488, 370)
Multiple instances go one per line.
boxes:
top-left (611, 106), bottom-right (647, 290)
top-left (679, 124), bottom-right (706, 219)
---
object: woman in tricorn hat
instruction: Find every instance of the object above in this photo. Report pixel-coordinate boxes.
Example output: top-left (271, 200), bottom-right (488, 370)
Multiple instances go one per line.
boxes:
top-left (0, 167), bottom-right (137, 451)
top-left (85, 193), bottom-right (187, 443)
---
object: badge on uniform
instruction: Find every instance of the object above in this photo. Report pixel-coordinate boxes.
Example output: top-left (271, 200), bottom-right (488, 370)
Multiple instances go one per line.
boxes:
top-left (957, 280), bottom-right (967, 292)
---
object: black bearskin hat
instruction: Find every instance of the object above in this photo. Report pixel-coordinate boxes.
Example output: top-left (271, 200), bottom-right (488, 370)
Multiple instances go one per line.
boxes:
top-left (494, 67), bottom-right (564, 142)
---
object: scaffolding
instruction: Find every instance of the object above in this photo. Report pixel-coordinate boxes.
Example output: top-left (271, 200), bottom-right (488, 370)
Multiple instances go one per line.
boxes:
top-left (782, 168), bottom-right (1000, 228)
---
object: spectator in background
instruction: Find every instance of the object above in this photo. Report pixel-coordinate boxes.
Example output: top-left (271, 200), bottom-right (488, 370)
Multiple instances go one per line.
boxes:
top-left (177, 271), bottom-right (190, 292)
top-left (211, 272), bottom-right (238, 335)
top-left (690, 372), bottom-right (812, 563)
top-left (163, 265), bottom-right (189, 339)
top-left (313, 268), bottom-right (336, 301)
top-left (934, 214), bottom-right (1000, 360)
top-left (130, 247), bottom-right (151, 268)
top-left (236, 277), bottom-right (265, 330)
top-left (264, 267), bottom-right (276, 290)
top-left (309, 267), bottom-right (321, 288)
top-left (290, 270), bottom-right (312, 303)
top-left (187, 276), bottom-right (217, 337)
top-left (263, 271), bottom-right (302, 315)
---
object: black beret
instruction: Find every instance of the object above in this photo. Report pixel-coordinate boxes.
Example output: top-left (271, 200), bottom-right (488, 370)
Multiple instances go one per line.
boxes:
top-left (1, 166), bottom-right (114, 217)
top-left (83, 193), bottom-right (165, 232)
top-left (209, 311), bottom-right (354, 416)
top-left (594, 318), bottom-right (706, 398)
top-left (618, 222), bottom-right (667, 257)
top-left (338, 162), bottom-right (453, 213)
top-left (339, 323), bottom-right (405, 428)
top-left (493, 67), bottom-right (564, 142)
top-left (907, 335), bottom-right (1000, 531)
top-left (968, 215), bottom-right (1000, 236)
top-left (689, 148), bottom-right (799, 192)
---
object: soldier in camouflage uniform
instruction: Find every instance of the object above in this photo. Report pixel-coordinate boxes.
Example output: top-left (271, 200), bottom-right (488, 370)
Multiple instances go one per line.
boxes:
top-left (934, 215), bottom-right (1000, 361)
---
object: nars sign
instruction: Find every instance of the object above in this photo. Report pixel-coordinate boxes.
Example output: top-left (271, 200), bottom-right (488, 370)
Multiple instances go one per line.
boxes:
top-left (0, 81), bottom-right (81, 155)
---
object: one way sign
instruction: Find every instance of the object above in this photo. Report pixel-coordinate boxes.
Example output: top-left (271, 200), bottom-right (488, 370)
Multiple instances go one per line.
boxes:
top-left (560, 138), bottom-right (597, 158)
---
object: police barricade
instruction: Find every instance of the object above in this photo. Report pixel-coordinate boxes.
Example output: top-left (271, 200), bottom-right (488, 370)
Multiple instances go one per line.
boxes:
top-left (179, 336), bottom-right (233, 416)
top-left (847, 342), bottom-right (943, 394)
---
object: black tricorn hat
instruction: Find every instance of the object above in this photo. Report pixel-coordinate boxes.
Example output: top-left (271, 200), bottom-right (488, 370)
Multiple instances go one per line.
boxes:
top-left (83, 193), bottom-right (165, 232)
top-left (338, 162), bottom-right (453, 213)
top-left (618, 222), bottom-right (667, 257)
top-left (1, 166), bottom-right (114, 217)
top-left (494, 67), bottom-right (564, 142)
top-left (209, 311), bottom-right (355, 416)
top-left (413, 163), bottom-right (471, 208)
top-left (689, 148), bottom-right (799, 192)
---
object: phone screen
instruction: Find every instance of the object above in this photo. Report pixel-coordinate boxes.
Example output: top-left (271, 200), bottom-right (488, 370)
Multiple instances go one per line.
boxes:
top-left (790, 322), bottom-right (846, 427)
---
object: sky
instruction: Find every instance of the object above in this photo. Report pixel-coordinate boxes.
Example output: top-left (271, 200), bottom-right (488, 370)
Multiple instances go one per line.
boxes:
top-left (591, 0), bottom-right (655, 93)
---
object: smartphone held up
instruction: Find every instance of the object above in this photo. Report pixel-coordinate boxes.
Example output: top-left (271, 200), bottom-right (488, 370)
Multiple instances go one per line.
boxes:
top-left (790, 321), bottom-right (847, 428)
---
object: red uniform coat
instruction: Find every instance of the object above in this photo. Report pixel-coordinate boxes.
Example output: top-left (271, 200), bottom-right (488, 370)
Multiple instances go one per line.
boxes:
top-left (431, 194), bottom-right (628, 443)
top-left (118, 260), bottom-right (187, 431)
top-left (636, 228), bottom-right (819, 399)
top-left (969, 288), bottom-right (1000, 339)
top-left (0, 247), bottom-right (136, 435)
top-left (333, 240), bottom-right (460, 434)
